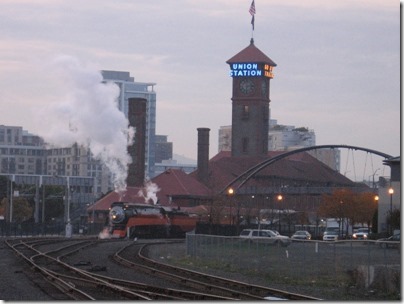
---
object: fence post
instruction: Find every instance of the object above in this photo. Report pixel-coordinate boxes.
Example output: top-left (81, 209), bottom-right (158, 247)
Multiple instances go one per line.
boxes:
top-left (333, 242), bottom-right (337, 276)
top-left (367, 241), bottom-right (371, 288)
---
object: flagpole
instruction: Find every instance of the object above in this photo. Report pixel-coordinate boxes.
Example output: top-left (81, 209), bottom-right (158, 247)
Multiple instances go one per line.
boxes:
top-left (251, 15), bottom-right (254, 40)
top-left (249, 0), bottom-right (255, 41)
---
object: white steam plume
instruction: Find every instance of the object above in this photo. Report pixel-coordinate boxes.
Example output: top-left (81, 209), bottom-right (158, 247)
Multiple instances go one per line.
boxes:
top-left (35, 55), bottom-right (134, 194)
top-left (138, 181), bottom-right (160, 205)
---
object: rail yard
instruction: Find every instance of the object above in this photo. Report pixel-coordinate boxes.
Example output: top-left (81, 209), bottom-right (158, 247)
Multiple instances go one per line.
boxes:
top-left (2, 236), bottom-right (321, 301)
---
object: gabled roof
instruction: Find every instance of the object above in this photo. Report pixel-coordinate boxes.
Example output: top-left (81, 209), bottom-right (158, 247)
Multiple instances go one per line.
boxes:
top-left (152, 169), bottom-right (213, 204)
top-left (226, 39), bottom-right (277, 66)
top-left (88, 152), bottom-right (357, 212)
top-left (87, 186), bottom-right (146, 212)
top-left (88, 169), bottom-right (213, 212)
top-left (192, 151), bottom-right (355, 193)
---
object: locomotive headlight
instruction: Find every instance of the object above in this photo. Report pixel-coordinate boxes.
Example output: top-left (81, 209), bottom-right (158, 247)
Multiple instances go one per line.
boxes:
top-left (110, 206), bottom-right (125, 223)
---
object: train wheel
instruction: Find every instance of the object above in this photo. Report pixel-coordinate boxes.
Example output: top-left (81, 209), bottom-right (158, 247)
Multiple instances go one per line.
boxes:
top-left (129, 226), bottom-right (138, 239)
top-left (164, 225), bottom-right (170, 238)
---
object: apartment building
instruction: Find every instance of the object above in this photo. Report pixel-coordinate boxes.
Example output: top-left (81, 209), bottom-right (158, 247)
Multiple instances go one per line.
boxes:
top-left (0, 126), bottom-right (45, 175)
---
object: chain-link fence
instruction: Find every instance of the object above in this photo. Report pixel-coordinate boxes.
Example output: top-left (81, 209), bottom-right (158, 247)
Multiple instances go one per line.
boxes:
top-left (185, 233), bottom-right (400, 291)
top-left (0, 221), bottom-right (105, 237)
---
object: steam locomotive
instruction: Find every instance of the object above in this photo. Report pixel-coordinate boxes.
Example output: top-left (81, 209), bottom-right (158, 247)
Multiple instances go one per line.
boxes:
top-left (108, 202), bottom-right (198, 238)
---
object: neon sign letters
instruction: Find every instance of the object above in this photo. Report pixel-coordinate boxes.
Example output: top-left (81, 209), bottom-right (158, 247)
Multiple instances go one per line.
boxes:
top-left (229, 63), bottom-right (274, 78)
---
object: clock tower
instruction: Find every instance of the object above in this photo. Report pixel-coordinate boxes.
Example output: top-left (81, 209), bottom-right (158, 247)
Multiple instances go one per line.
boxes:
top-left (226, 38), bottom-right (276, 157)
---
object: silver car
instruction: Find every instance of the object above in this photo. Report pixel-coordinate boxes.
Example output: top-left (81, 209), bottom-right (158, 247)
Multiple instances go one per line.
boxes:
top-left (291, 230), bottom-right (311, 240)
top-left (239, 229), bottom-right (291, 247)
top-left (323, 230), bottom-right (339, 241)
top-left (375, 234), bottom-right (400, 248)
top-left (352, 228), bottom-right (369, 240)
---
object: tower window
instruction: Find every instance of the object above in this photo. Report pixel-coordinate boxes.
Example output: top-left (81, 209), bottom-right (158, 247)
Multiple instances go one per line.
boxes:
top-left (242, 105), bottom-right (249, 120)
top-left (242, 137), bottom-right (249, 154)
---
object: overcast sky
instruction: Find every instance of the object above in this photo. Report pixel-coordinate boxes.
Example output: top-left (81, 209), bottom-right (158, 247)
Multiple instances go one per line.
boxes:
top-left (0, 0), bottom-right (400, 182)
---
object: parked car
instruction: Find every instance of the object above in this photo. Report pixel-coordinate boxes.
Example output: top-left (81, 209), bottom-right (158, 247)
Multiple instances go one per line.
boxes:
top-left (323, 230), bottom-right (339, 241)
top-left (352, 228), bottom-right (369, 240)
top-left (375, 234), bottom-right (400, 249)
top-left (291, 230), bottom-right (311, 240)
top-left (239, 229), bottom-right (291, 247)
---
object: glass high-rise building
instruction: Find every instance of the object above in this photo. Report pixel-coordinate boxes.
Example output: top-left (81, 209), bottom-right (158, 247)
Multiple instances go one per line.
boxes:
top-left (101, 71), bottom-right (157, 179)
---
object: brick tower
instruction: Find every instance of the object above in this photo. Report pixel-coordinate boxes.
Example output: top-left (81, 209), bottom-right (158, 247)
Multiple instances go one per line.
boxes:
top-left (226, 38), bottom-right (276, 157)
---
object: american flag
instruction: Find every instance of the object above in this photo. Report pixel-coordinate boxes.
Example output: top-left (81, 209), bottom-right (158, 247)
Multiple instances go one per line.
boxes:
top-left (249, 0), bottom-right (256, 16)
top-left (249, 0), bottom-right (255, 30)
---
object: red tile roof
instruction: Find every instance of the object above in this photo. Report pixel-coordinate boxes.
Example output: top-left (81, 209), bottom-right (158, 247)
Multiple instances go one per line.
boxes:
top-left (88, 151), bottom-right (355, 213)
top-left (88, 169), bottom-right (212, 212)
top-left (152, 169), bottom-right (213, 204)
top-left (226, 40), bottom-right (277, 66)
top-left (87, 186), bottom-right (146, 212)
top-left (191, 151), bottom-right (355, 193)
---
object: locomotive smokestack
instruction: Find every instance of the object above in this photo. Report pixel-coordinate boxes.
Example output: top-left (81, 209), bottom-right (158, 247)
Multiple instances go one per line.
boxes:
top-left (197, 128), bottom-right (210, 185)
top-left (127, 98), bottom-right (147, 187)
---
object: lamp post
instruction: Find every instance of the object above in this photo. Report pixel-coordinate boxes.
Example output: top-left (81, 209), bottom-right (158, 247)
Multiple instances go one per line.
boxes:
top-left (339, 200), bottom-right (344, 238)
top-left (42, 184), bottom-right (46, 224)
top-left (277, 194), bottom-right (283, 232)
top-left (227, 187), bottom-right (234, 226)
top-left (372, 195), bottom-right (379, 231)
top-left (65, 176), bottom-right (72, 238)
top-left (9, 175), bottom-right (15, 223)
top-left (388, 187), bottom-right (394, 235)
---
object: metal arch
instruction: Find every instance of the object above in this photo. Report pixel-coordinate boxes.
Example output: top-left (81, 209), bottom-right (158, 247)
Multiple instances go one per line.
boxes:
top-left (220, 144), bottom-right (393, 194)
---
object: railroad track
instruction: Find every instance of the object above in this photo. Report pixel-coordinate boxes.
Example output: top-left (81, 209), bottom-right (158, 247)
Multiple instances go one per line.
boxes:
top-left (6, 238), bottom-right (153, 300)
top-left (5, 238), bottom-right (235, 300)
top-left (114, 239), bottom-right (322, 300)
top-left (6, 237), bottom-right (321, 300)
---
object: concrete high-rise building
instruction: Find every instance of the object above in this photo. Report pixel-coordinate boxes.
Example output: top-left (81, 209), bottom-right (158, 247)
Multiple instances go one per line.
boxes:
top-left (267, 119), bottom-right (339, 171)
top-left (101, 70), bottom-right (157, 179)
top-left (218, 121), bottom-right (316, 153)
top-left (218, 120), bottom-right (340, 171)
top-left (218, 125), bottom-right (232, 152)
top-left (45, 144), bottom-right (108, 197)
top-left (0, 125), bottom-right (45, 175)
top-left (0, 125), bottom-right (96, 222)
top-left (155, 135), bottom-right (173, 163)
top-left (268, 119), bottom-right (315, 151)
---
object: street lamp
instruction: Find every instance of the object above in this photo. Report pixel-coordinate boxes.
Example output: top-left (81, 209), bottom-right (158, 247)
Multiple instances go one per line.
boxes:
top-left (338, 200), bottom-right (344, 237)
top-left (388, 187), bottom-right (394, 213)
top-left (227, 188), bottom-right (234, 196)
top-left (64, 176), bottom-right (72, 238)
top-left (227, 188), bottom-right (234, 225)
top-left (388, 187), bottom-right (394, 235)
top-left (9, 175), bottom-right (15, 223)
top-left (277, 194), bottom-right (283, 232)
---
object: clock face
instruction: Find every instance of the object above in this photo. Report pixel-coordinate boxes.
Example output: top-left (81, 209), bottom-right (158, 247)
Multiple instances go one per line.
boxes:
top-left (239, 79), bottom-right (255, 95)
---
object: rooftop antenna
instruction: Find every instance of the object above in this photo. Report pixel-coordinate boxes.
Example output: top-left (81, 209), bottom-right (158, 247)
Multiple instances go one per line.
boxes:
top-left (249, 0), bottom-right (256, 43)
